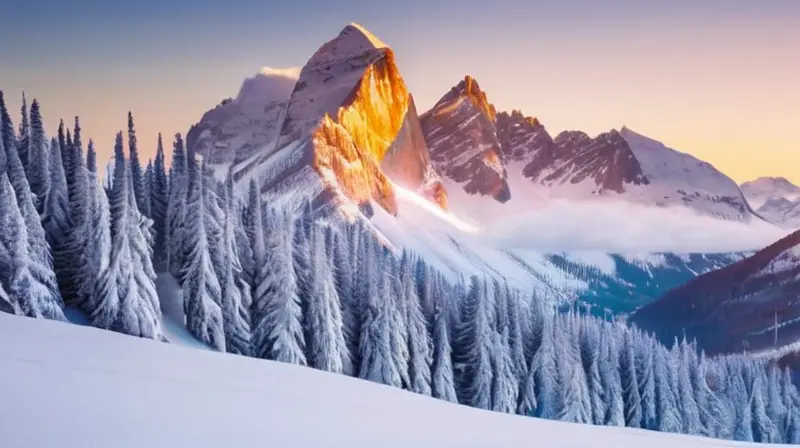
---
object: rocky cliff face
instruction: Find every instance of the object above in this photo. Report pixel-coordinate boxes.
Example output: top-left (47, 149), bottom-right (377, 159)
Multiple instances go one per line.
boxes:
top-left (420, 76), bottom-right (510, 202)
top-left (421, 77), bottom-right (755, 221)
top-left (253, 24), bottom-right (444, 214)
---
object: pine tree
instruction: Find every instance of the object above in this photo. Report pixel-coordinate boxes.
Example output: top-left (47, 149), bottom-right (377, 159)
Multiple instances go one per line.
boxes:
top-left (620, 332), bottom-right (643, 428)
top-left (598, 331), bottom-right (625, 426)
top-left (79, 172), bottom-right (111, 316)
top-left (165, 133), bottom-right (189, 279)
top-left (305, 224), bottom-right (350, 373)
top-left (676, 341), bottom-right (702, 434)
top-left (0, 91), bottom-right (62, 312)
top-left (127, 112), bottom-right (146, 213)
top-left (430, 287), bottom-right (458, 403)
top-left (402, 253), bottom-right (433, 396)
top-left (92, 132), bottom-right (163, 340)
top-left (42, 137), bottom-right (70, 252)
top-left (253, 211), bottom-right (306, 364)
top-left (505, 286), bottom-right (527, 380)
top-left (61, 117), bottom-right (91, 304)
top-left (219, 174), bottom-right (251, 356)
top-left (86, 139), bottom-right (97, 174)
top-left (57, 119), bottom-right (68, 174)
top-left (332, 229), bottom-right (358, 372)
top-left (636, 334), bottom-right (657, 429)
top-left (17, 93), bottom-right (30, 172)
top-left (358, 256), bottom-right (402, 387)
top-left (142, 160), bottom-right (153, 218)
top-left (26, 99), bottom-right (49, 214)
top-left (0, 128), bottom-right (65, 321)
top-left (653, 345), bottom-right (682, 433)
top-left (149, 133), bottom-right (169, 263)
top-left (456, 277), bottom-right (495, 410)
top-left (491, 328), bottom-right (520, 414)
top-left (180, 158), bottom-right (225, 350)
top-left (750, 369), bottom-right (780, 443)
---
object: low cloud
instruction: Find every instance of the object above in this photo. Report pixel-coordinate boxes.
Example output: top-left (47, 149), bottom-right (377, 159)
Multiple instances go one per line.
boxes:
top-left (236, 66), bottom-right (301, 104)
top-left (479, 199), bottom-right (790, 253)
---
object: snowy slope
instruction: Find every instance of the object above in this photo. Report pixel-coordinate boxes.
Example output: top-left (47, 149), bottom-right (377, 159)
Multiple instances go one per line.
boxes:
top-left (756, 197), bottom-right (800, 230)
top-left (0, 312), bottom-right (785, 448)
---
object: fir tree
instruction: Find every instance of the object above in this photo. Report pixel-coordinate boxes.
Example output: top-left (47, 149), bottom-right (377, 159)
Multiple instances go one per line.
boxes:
top-left (17, 93), bottom-right (30, 172)
top-left (165, 133), bottom-right (188, 279)
top-left (86, 139), bottom-right (97, 174)
top-left (27, 99), bottom-right (49, 213)
top-left (0, 91), bottom-right (62, 311)
top-left (149, 133), bottom-right (169, 263)
top-left (92, 132), bottom-right (163, 340)
top-left (61, 117), bottom-right (91, 304)
top-left (253, 211), bottom-right (306, 364)
top-left (430, 288), bottom-right (458, 403)
top-left (305, 224), bottom-right (349, 373)
top-left (359, 256), bottom-right (402, 387)
top-left (0, 128), bottom-right (65, 321)
top-left (620, 332), bottom-right (643, 428)
top-left (402, 254), bottom-right (433, 396)
top-left (127, 112), bottom-right (146, 213)
top-left (143, 160), bottom-right (153, 218)
top-left (456, 277), bottom-right (495, 410)
top-left (219, 174), bottom-right (251, 356)
top-left (79, 172), bottom-right (111, 316)
top-left (491, 328), bottom-right (520, 414)
top-left (180, 159), bottom-right (225, 350)
top-left (42, 137), bottom-right (70, 251)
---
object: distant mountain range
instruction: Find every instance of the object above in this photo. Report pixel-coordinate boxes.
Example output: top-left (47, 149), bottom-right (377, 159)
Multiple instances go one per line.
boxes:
top-left (741, 177), bottom-right (800, 230)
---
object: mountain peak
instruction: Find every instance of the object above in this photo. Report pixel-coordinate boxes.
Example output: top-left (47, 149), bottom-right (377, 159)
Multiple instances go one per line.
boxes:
top-left (310, 23), bottom-right (389, 66)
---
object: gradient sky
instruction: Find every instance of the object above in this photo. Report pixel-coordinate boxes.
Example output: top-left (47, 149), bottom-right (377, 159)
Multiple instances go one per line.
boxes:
top-left (2, 0), bottom-right (798, 183)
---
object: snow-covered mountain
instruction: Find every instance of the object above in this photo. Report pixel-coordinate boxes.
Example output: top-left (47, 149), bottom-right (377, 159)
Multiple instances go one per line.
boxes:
top-left (4, 312), bottom-right (793, 448)
top-left (186, 68), bottom-right (299, 177)
top-left (740, 177), bottom-right (800, 229)
top-left (190, 23), bottom-right (445, 214)
top-left (631, 229), bottom-right (800, 371)
top-left (741, 176), bottom-right (800, 209)
top-left (421, 76), bottom-right (757, 222)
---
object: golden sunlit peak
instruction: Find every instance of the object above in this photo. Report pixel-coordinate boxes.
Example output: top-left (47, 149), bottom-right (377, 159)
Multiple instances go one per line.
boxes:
top-left (344, 22), bottom-right (388, 49)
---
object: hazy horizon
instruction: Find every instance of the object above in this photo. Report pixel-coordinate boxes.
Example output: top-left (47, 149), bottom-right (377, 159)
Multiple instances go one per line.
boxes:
top-left (2, 0), bottom-right (798, 184)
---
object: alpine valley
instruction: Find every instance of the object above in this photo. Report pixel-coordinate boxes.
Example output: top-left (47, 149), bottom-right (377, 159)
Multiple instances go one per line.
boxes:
top-left (2, 22), bottom-right (800, 447)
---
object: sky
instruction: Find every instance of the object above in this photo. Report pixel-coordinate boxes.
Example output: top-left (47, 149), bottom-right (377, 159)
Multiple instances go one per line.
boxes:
top-left (1, 0), bottom-right (798, 184)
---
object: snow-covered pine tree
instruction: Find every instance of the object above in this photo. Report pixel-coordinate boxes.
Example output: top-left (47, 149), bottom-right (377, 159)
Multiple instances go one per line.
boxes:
top-left (402, 253), bottom-right (433, 396)
top-left (504, 285), bottom-right (527, 381)
top-left (165, 133), bottom-right (189, 279)
top-left (556, 327), bottom-right (591, 424)
top-left (244, 179), bottom-right (264, 292)
top-left (359, 249), bottom-right (402, 387)
top-left (305, 223), bottom-right (349, 373)
top-left (292, 201), bottom-right (313, 339)
top-left (180, 158), bottom-right (225, 350)
top-left (143, 160), bottom-right (153, 218)
top-left (92, 132), bottom-right (164, 340)
top-left (86, 139), bottom-right (97, 174)
top-left (531, 316), bottom-right (560, 419)
top-left (149, 133), bottom-right (169, 263)
top-left (219, 173), bottom-right (251, 356)
top-left (598, 330), bottom-right (625, 426)
top-left (42, 136), bottom-right (70, 253)
top-left (676, 340), bottom-right (702, 435)
top-left (749, 367), bottom-right (780, 443)
top-left (456, 276), bottom-right (495, 410)
top-left (386, 254), bottom-right (411, 389)
top-left (331, 227), bottom-right (357, 373)
top-left (430, 286), bottom-right (458, 403)
top-left (491, 328), bottom-right (520, 414)
top-left (0, 126), bottom-right (64, 321)
top-left (652, 341), bottom-right (682, 434)
top-left (619, 331), bottom-right (643, 428)
top-left (635, 331), bottom-right (657, 429)
top-left (17, 93), bottom-right (30, 172)
top-left (0, 91), bottom-right (62, 313)
top-left (60, 117), bottom-right (91, 304)
top-left (253, 210), bottom-right (306, 364)
top-left (26, 99), bottom-right (50, 214)
top-left (694, 353), bottom-right (729, 438)
top-left (127, 112), bottom-right (146, 213)
top-left (57, 119), bottom-right (68, 173)
top-left (79, 170), bottom-right (111, 316)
